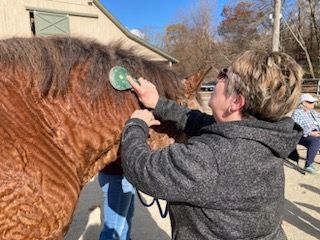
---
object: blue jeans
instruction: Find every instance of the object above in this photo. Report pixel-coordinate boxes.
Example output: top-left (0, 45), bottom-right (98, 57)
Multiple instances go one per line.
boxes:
top-left (98, 172), bottom-right (135, 240)
top-left (299, 136), bottom-right (320, 167)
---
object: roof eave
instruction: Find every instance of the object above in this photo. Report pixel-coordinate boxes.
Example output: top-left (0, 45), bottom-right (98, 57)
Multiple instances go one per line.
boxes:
top-left (93, 0), bottom-right (179, 64)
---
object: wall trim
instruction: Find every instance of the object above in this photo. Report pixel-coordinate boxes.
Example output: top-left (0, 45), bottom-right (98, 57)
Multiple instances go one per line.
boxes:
top-left (25, 6), bottom-right (99, 18)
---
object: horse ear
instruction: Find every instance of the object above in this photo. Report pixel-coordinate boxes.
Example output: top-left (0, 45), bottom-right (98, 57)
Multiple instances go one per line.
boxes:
top-left (182, 65), bottom-right (212, 94)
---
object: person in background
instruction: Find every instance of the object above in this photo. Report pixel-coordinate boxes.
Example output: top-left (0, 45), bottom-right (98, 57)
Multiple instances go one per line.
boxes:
top-left (98, 159), bottom-right (135, 240)
top-left (121, 50), bottom-right (303, 239)
top-left (291, 93), bottom-right (320, 174)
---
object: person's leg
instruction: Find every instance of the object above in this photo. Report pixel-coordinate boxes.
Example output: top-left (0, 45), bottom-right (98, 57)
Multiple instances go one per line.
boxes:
top-left (121, 177), bottom-right (135, 240)
top-left (299, 136), bottom-right (320, 168)
top-left (98, 172), bottom-right (135, 240)
top-left (288, 148), bottom-right (300, 162)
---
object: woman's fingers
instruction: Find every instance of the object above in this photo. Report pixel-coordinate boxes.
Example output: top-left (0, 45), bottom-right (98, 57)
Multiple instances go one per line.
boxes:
top-left (150, 119), bottom-right (161, 126)
top-left (130, 109), bottom-right (161, 127)
top-left (127, 76), bottom-right (159, 109)
top-left (127, 75), bottom-right (140, 91)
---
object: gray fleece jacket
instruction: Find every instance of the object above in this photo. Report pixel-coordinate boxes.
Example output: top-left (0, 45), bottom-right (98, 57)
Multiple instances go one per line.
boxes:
top-left (121, 97), bottom-right (302, 240)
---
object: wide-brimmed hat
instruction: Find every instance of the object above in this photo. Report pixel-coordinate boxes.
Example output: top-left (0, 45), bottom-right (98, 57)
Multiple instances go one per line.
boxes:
top-left (300, 93), bottom-right (318, 104)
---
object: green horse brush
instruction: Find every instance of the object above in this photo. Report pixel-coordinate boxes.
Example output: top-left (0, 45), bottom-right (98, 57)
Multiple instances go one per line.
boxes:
top-left (109, 66), bottom-right (139, 91)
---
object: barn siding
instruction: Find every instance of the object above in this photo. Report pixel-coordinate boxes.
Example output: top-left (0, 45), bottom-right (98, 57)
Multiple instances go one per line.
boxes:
top-left (0, 0), bottom-right (177, 63)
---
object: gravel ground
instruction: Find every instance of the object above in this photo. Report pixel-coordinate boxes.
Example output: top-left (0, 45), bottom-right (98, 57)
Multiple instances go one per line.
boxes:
top-left (282, 151), bottom-right (320, 240)
top-left (65, 150), bottom-right (320, 240)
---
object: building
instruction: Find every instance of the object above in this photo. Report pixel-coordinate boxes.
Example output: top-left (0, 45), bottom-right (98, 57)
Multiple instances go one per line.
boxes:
top-left (0, 0), bottom-right (178, 64)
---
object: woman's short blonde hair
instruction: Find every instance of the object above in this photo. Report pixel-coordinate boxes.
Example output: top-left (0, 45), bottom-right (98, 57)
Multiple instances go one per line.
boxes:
top-left (226, 50), bottom-right (304, 121)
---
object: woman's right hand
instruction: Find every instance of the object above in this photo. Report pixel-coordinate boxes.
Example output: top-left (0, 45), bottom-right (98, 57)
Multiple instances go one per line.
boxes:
top-left (127, 76), bottom-right (159, 109)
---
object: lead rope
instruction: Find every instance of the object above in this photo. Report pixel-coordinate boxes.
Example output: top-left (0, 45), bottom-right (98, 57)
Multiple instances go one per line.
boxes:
top-left (137, 190), bottom-right (169, 218)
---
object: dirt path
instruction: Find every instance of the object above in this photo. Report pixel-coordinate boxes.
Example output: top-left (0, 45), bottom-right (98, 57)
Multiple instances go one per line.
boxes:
top-left (65, 150), bottom-right (320, 240)
top-left (282, 152), bottom-right (320, 240)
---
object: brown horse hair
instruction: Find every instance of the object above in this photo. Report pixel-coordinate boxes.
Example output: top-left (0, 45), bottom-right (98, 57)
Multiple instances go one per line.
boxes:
top-left (0, 36), bottom-right (184, 102)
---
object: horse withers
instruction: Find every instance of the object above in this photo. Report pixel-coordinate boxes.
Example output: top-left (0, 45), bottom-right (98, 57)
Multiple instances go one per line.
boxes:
top-left (0, 36), bottom-right (210, 239)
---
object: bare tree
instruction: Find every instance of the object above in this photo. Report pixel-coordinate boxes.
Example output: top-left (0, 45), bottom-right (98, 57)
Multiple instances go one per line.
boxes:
top-left (272, 0), bottom-right (282, 51)
top-left (281, 0), bottom-right (319, 78)
top-left (142, 0), bottom-right (319, 78)
top-left (163, 0), bottom-right (229, 79)
top-left (218, 1), bottom-right (272, 54)
top-left (306, 0), bottom-right (320, 73)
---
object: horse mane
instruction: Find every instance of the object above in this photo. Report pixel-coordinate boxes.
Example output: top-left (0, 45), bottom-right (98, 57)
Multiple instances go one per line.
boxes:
top-left (0, 36), bottom-right (183, 101)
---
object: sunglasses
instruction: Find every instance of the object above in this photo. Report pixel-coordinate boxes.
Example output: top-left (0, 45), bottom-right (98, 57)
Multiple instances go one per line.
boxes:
top-left (213, 68), bottom-right (229, 85)
top-left (217, 68), bottom-right (228, 80)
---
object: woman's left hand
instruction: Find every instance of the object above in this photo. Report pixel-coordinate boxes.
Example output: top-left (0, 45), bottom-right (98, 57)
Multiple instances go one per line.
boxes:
top-left (130, 109), bottom-right (161, 127)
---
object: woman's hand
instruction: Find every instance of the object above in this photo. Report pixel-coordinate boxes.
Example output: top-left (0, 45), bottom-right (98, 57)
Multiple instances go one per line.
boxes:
top-left (127, 76), bottom-right (159, 109)
top-left (309, 131), bottom-right (320, 137)
top-left (131, 109), bottom-right (161, 127)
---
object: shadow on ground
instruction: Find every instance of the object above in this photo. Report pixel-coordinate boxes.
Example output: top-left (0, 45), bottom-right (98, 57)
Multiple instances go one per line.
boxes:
top-left (300, 183), bottom-right (320, 195)
top-left (65, 176), bottom-right (170, 240)
top-left (65, 177), bottom-right (102, 240)
top-left (67, 185), bottom-right (320, 239)
top-left (284, 196), bottom-right (320, 239)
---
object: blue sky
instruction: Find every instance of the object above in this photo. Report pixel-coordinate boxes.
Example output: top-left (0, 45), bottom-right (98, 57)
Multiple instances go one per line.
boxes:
top-left (100, 0), bottom-right (230, 31)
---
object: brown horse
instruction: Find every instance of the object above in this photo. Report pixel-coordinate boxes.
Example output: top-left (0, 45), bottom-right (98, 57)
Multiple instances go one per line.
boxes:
top-left (0, 36), bottom-right (210, 239)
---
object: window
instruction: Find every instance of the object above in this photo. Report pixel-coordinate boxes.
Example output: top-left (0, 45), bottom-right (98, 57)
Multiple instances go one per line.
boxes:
top-left (33, 11), bottom-right (69, 36)
top-left (30, 12), bottom-right (35, 35)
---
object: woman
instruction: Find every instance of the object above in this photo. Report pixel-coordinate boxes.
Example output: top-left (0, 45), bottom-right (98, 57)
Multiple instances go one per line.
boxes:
top-left (121, 51), bottom-right (303, 239)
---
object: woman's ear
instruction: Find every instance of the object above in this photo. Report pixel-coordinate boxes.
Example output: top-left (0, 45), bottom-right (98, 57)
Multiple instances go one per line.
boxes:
top-left (230, 94), bottom-right (245, 112)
